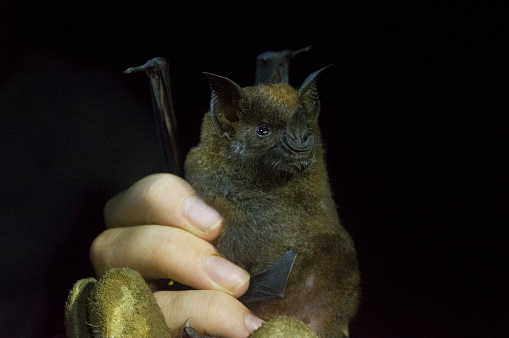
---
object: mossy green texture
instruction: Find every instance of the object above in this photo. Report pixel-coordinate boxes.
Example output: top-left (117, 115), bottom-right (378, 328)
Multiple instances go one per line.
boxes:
top-left (65, 268), bottom-right (170, 337)
top-left (249, 316), bottom-right (318, 337)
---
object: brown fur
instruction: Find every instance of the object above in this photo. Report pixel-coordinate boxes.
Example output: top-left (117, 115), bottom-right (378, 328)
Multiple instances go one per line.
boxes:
top-left (185, 75), bottom-right (359, 336)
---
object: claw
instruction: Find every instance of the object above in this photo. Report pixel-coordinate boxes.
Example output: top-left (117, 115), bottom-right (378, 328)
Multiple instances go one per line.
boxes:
top-left (178, 318), bottom-right (215, 338)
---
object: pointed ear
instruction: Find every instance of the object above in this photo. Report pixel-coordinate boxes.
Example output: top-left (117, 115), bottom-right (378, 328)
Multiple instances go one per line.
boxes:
top-left (203, 72), bottom-right (248, 138)
top-left (298, 64), bottom-right (333, 116)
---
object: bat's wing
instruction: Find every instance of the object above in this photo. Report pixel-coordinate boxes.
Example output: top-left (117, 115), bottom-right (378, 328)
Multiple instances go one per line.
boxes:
top-left (255, 46), bottom-right (312, 85)
top-left (239, 247), bottom-right (298, 304)
top-left (124, 57), bottom-right (181, 176)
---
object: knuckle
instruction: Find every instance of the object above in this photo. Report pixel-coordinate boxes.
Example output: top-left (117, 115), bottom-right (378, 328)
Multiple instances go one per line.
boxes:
top-left (141, 174), bottom-right (174, 205)
top-left (153, 228), bottom-right (218, 284)
top-left (151, 228), bottom-right (191, 272)
top-left (156, 229), bottom-right (183, 262)
top-left (206, 290), bottom-right (232, 316)
top-left (140, 174), bottom-right (183, 221)
top-left (202, 291), bottom-right (247, 336)
top-left (89, 229), bottom-right (117, 274)
top-left (202, 290), bottom-right (243, 326)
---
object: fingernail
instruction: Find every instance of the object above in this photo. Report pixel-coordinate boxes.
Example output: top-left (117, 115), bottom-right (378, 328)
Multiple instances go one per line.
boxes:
top-left (204, 255), bottom-right (250, 293)
top-left (184, 196), bottom-right (222, 233)
top-left (245, 313), bottom-right (264, 333)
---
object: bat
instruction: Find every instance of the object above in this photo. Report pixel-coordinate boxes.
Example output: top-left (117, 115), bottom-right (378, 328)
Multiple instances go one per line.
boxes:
top-left (126, 49), bottom-right (360, 336)
top-left (255, 45), bottom-right (312, 85)
top-left (124, 57), bottom-right (181, 176)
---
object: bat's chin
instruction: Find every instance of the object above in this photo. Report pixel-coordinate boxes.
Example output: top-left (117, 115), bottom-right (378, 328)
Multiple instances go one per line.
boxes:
top-left (283, 148), bottom-right (315, 174)
top-left (272, 157), bottom-right (313, 175)
top-left (288, 160), bottom-right (312, 173)
top-left (261, 148), bottom-right (315, 176)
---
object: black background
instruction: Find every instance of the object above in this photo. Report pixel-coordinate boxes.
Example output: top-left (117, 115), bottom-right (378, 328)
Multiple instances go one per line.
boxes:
top-left (1, 0), bottom-right (507, 336)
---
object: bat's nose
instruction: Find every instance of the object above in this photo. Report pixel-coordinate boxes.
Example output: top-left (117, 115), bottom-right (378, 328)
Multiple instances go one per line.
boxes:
top-left (281, 131), bottom-right (315, 153)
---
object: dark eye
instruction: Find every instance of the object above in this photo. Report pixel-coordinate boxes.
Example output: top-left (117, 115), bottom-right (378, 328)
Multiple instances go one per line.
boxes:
top-left (256, 125), bottom-right (271, 137)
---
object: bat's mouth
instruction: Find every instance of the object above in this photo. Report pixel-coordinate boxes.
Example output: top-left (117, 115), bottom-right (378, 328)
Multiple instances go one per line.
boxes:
top-left (262, 139), bottom-right (315, 175)
top-left (262, 154), bottom-right (314, 176)
top-left (278, 151), bottom-right (315, 174)
top-left (283, 141), bottom-right (315, 173)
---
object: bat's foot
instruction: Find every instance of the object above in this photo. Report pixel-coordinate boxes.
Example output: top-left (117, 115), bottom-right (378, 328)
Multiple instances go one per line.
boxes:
top-left (123, 57), bottom-right (168, 75)
top-left (178, 318), bottom-right (215, 338)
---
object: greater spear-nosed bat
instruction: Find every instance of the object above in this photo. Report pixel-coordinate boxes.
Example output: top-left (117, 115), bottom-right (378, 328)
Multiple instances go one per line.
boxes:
top-left (179, 64), bottom-right (360, 336)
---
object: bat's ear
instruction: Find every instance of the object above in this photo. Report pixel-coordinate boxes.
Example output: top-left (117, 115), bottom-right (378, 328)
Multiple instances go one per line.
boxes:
top-left (298, 64), bottom-right (333, 116)
top-left (204, 73), bottom-right (249, 138)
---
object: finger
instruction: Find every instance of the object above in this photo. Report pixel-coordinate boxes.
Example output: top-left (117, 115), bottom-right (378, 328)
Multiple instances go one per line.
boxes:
top-left (104, 174), bottom-right (222, 240)
top-left (90, 225), bottom-right (250, 297)
top-left (154, 290), bottom-right (264, 338)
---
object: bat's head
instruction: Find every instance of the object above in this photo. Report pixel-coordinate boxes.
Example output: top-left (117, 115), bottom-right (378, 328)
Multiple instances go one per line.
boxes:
top-left (204, 67), bottom-right (329, 177)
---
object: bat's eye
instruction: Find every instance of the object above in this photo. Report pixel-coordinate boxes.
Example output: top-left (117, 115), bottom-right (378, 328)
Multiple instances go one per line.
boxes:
top-left (256, 125), bottom-right (271, 137)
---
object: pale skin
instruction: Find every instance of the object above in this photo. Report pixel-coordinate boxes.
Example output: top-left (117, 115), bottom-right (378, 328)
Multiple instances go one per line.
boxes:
top-left (90, 173), bottom-right (264, 337)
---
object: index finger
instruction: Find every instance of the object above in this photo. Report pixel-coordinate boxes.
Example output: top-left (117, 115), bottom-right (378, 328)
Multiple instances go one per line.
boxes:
top-left (104, 174), bottom-right (222, 241)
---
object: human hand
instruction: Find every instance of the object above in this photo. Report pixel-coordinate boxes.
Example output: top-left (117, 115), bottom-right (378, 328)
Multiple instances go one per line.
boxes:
top-left (90, 174), bottom-right (263, 337)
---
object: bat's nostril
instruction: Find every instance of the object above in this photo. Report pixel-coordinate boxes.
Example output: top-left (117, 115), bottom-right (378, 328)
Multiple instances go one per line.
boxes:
top-left (282, 133), bottom-right (314, 153)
